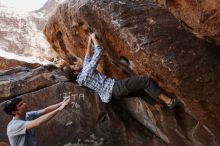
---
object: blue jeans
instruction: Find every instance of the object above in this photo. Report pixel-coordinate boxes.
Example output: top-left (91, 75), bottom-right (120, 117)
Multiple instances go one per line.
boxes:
top-left (112, 76), bottom-right (161, 105)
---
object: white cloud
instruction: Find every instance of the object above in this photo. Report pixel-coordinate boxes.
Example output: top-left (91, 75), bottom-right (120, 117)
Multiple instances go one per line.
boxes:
top-left (0, 0), bottom-right (48, 11)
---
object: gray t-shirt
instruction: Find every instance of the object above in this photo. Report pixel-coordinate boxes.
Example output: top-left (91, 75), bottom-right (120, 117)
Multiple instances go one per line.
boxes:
top-left (7, 111), bottom-right (42, 146)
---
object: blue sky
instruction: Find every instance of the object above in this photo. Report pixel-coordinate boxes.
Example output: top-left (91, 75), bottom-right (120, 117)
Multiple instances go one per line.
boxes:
top-left (0, 0), bottom-right (48, 11)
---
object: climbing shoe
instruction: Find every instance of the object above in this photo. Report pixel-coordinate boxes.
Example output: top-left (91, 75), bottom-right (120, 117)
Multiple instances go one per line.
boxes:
top-left (165, 97), bottom-right (180, 110)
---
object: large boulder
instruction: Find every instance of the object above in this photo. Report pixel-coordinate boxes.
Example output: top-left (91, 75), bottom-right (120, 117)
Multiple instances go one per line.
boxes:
top-left (156, 0), bottom-right (220, 45)
top-left (43, 0), bottom-right (220, 145)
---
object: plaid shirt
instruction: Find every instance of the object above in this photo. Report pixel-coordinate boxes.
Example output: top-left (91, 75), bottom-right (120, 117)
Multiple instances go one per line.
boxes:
top-left (76, 45), bottom-right (115, 103)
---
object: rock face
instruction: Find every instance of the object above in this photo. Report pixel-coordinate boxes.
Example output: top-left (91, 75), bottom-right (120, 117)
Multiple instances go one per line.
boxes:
top-left (43, 0), bottom-right (220, 145)
top-left (156, 0), bottom-right (220, 45)
top-left (0, 66), bottom-right (166, 146)
top-left (1, 0), bottom-right (220, 146)
top-left (0, 57), bottom-right (39, 70)
top-left (0, 0), bottom-right (63, 61)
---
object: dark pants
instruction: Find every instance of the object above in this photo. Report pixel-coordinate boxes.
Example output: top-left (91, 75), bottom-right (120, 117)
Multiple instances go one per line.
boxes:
top-left (112, 76), bottom-right (161, 105)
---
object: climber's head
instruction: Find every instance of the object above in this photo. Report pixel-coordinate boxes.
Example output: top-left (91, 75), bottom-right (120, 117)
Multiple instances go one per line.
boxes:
top-left (3, 97), bottom-right (27, 116)
top-left (62, 64), bottom-right (82, 81)
top-left (70, 64), bottom-right (82, 75)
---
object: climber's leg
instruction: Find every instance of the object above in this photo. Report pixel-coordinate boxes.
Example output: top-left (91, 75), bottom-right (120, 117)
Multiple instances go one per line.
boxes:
top-left (112, 75), bottom-right (161, 99)
top-left (112, 75), bottom-right (179, 109)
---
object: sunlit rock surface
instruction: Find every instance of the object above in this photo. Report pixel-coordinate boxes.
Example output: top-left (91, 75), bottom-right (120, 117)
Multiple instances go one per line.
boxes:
top-left (43, 0), bottom-right (220, 145)
top-left (156, 0), bottom-right (220, 45)
top-left (0, 0), bottom-right (64, 62)
top-left (0, 57), bottom-right (39, 71)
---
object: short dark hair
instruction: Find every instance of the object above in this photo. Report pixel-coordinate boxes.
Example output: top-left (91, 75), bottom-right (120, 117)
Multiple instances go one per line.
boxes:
top-left (3, 97), bottom-right (22, 115)
top-left (62, 65), bottom-right (78, 81)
